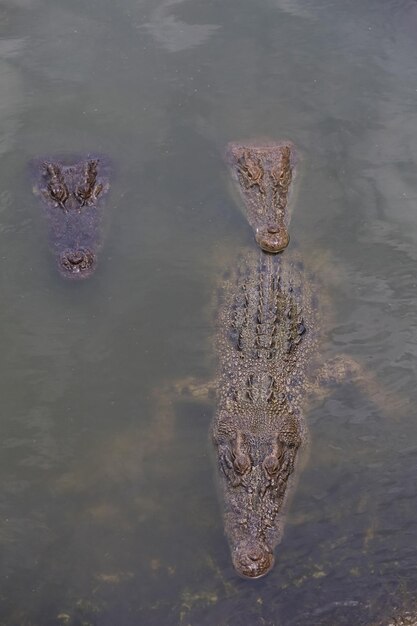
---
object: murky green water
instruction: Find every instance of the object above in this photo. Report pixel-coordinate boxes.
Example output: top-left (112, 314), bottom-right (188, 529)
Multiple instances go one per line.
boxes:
top-left (1, 0), bottom-right (417, 624)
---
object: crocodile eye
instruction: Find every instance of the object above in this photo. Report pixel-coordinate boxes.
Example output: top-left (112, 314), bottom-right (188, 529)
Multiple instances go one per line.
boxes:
top-left (263, 454), bottom-right (280, 478)
top-left (49, 183), bottom-right (67, 202)
top-left (76, 185), bottom-right (90, 202)
top-left (233, 451), bottom-right (251, 475)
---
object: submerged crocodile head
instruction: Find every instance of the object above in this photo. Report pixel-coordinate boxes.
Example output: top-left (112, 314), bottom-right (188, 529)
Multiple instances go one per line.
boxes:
top-left (213, 412), bottom-right (301, 579)
top-left (33, 157), bottom-right (110, 279)
top-left (226, 142), bottom-right (296, 253)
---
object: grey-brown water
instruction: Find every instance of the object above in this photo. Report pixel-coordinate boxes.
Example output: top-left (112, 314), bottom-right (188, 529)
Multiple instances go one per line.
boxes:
top-left (1, 0), bottom-right (417, 624)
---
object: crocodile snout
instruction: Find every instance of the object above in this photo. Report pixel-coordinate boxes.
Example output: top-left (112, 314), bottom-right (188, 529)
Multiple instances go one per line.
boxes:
top-left (59, 248), bottom-right (96, 279)
top-left (232, 540), bottom-right (275, 579)
top-left (256, 226), bottom-right (289, 254)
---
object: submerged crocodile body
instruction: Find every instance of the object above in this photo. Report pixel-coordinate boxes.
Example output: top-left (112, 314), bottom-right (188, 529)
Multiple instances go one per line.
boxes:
top-left (226, 141), bottom-right (296, 253)
top-left (33, 157), bottom-right (110, 279)
top-left (213, 248), bottom-right (317, 578)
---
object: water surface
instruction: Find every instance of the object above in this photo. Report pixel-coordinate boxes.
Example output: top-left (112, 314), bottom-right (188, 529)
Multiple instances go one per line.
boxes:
top-left (1, 0), bottom-right (417, 624)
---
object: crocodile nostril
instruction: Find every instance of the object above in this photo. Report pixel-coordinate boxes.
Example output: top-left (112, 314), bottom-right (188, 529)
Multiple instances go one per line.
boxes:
top-left (256, 228), bottom-right (289, 253)
top-left (59, 248), bottom-right (95, 278)
top-left (267, 224), bottom-right (279, 234)
top-left (248, 548), bottom-right (262, 561)
top-left (71, 252), bottom-right (84, 264)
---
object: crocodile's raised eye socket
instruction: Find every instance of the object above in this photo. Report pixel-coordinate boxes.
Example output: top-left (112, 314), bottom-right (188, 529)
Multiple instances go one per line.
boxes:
top-left (233, 451), bottom-right (251, 475)
top-left (75, 185), bottom-right (90, 202)
top-left (263, 454), bottom-right (280, 478)
top-left (49, 183), bottom-right (67, 203)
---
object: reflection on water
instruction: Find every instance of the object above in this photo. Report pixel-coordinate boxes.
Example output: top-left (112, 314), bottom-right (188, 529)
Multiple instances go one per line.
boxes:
top-left (1, 0), bottom-right (417, 623)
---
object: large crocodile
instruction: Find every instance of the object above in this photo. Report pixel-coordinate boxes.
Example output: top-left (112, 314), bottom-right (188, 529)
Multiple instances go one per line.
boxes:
top-left (226, 141), bottom-right (296, 253)
top-left (161, 243), bottom-right (391, 580)
top-left (168, 246), bottom-right (374, 579)
top-left (32, 156), bottom-right (110, 279)
top-left (212, 248), bottom-right (316, 578)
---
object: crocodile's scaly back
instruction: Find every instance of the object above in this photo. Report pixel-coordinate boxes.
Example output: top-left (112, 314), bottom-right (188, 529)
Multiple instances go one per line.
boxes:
top-left (213, 249), bottom-right (318, 578)
top-left (32, 156), bottom-right (110, 279)
top-left (226, 142), bottom-right (296, 253)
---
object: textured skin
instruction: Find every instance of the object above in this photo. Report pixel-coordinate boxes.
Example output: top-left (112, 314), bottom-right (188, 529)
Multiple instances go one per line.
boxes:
top-left (32, 157), bottom-right (110, 279)
top-left (225, 142), bottom-right (296, 253)
top-left (213, 248), bottom-right (318, 578)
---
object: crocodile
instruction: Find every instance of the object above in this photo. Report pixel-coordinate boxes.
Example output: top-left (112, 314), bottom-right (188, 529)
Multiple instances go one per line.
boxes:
top-left (212, 248), bottom-right (316, 578)
top-left (32, 156), bottom-right (110, 279)
top-left (226, 141), bottom-right (296, 253)
top-left (210, 245), bottom-right (395, 579)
